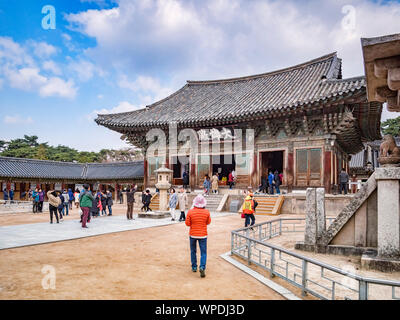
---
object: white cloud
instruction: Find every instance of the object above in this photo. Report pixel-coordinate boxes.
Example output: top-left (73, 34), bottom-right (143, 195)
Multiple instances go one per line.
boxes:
top-left (6, 67), bottom-right (47, 90)
top-left (42, 60), bottom-right (62, 75)
top-left (88, 101), bottom-right (143, 121)
top-left (31, 41), bottom-right (58, 59)
top-left (118, 74), bottom-right (173, 104)
top-left (4, 115), bottom-right (34, 125)
top-left (68, 59), bottom-right (105, 82)
top-left (39, 77), bottom-right (77, 99)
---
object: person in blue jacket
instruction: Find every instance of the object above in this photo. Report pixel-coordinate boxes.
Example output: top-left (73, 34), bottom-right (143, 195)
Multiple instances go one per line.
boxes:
top-left (3, 188), bottom-right (9, 203)
top-left (268, 170), bottom-right (275, 195)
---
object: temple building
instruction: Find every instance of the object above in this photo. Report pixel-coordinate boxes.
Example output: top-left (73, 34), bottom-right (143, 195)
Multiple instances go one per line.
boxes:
top-left (96, 53), bottom-right (382, 193)
top-left (0, 157), bottom-right (144, 201)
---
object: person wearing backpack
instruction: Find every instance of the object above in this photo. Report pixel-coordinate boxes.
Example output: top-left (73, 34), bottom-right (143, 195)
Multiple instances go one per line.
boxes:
top-left (242, 194), bottom-right (256, 228)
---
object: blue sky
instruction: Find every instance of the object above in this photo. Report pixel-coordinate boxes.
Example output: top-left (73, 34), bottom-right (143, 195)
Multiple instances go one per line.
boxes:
top-left (1, 0), bottom-right (400, 151)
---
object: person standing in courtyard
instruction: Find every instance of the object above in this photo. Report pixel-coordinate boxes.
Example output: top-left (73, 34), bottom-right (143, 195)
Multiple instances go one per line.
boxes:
top-left (106, 190), bottom-right (113, 216)
top-left (9, 188), bottom-right (14, 203)
top-left (3, 188), bottom-right (9, 204)
top-left (339, 168), bottom-right (349, 195)
top-left (57, 191), bottom-right (64, 220)
top-left (38, 189), bottom-right (44, 213)
top-left (62, 189), bottom-right (70, 216)
top-left (80, 184), bottom-right (94, 228)
top-left (169, 188), bottom-right (178, 221)
top-left (90, 191), bottom-right (100, 219)
top-left (178, 187), bottom-right (188, 222)
top-left (47, 190), bottom-right (61, 224)
top-left (74, 189), bottom-right (80, 208)
top-left (126, 186), bottom-right (136, 220)
top-left (143, 189), bottom-right (152, 212)
top-left (32, 188), bottom-right (39, 213)
top-left (203, 175), bottom-right (211, 196)
top-left (68, 188), bottom-right (74, 209)
top-left (185, 194), bottom-right (211, 278)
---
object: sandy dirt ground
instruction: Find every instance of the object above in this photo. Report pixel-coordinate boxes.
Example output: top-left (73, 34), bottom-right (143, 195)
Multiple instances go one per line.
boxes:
top-left (0, 210), bottom-right (285, 300)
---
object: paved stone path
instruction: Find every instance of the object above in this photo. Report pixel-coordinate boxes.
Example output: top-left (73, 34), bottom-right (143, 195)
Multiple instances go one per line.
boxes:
top-left (0, 212), bottom-right (235, 250)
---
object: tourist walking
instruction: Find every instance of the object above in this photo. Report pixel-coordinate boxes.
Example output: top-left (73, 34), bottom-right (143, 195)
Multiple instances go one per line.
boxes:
top-left (38, 189), bottom-right (45, 212)
top-left (47, 190), bottom-right (61, 224)
top-left (68, 188), bottom-right (74, 209)
top-left (178, 187), bottom-right (188, 222)
top-left (126, 186), bottom-right (135, 220)
top-left (211, 173), bottom-right (219, 194)
top-left (57, 192), bottom-right (65, 220)
top-left (185, 195), bottom-right (211, 278)
top-left (242, 194), bottom-right (256, 228)
top-left (106, 190), bottom-right (113, 216)
top-left (258, 175), bottom-right (268, 194)
top-left (169, 188), bottom-right (178, 221)
top-left (32, 188), bottom-right (39, 213)
top-left (274, 170), bottom-right (281, 195)
top-left (140, 190), bottom-right (146, 211)
top-left (62, 190), bottom-right (70, 216)
top-left (339, 168), bottom-right (349, 195)
top-left (268, 171), bottom-right (275, 195)
top-left (80, 184), bottom-right (94, 228)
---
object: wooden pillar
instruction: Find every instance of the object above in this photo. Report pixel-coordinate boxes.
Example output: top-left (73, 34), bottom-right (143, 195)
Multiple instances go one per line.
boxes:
top-left (143, 158), bottom-right (148, 189)
top-left (287, 152), bottom-right (294, 193)
top-left (324, 151), bottom-right (332, 193)
top-left (250, 152), bottom-right (258, 189)
top-left (190, 162), bottom-right (196, 190)
top-left (114, 182), bottom-right (118, 202)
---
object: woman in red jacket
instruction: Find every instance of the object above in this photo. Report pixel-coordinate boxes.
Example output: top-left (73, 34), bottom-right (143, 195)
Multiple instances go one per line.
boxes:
top-left (185, 195), bottom-right (211, 278)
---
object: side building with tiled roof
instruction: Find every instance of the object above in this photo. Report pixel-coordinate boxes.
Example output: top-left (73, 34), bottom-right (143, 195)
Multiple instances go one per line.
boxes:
top-left (0, 156), bottom-right (144, 201)
top-left (95, 53), bottom-right (382, 193)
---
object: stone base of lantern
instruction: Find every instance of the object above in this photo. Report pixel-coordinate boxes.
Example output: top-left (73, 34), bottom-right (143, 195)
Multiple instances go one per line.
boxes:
top-left (138, 211), bottom-right (171, 219)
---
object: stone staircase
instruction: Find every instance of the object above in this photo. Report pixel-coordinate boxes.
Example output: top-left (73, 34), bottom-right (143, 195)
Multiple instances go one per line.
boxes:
top-left (252, 195), bottom-right (285, 215)
top-left (204, 194), bottom-right (224, 212)
top-left (149, 193), bottom-right (161, 211)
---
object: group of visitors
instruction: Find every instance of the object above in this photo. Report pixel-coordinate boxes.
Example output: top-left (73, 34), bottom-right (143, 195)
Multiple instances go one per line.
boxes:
top-left (140, 190), bottom-right (152, 212)
top-left (258, 170), bottom-right (282, 195)
top-left (168, 187), bottom-right (188, 222)
top-left (32, 188), bottom-right (45, 213)
top-left (2, 188), bottom-right (15, 204)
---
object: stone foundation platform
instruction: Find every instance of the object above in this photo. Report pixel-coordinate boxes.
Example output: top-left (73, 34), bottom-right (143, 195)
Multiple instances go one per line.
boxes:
top-left (361, 252), bottom-right (400, 272)
top-left (138, 211), bottom-right (171, 219)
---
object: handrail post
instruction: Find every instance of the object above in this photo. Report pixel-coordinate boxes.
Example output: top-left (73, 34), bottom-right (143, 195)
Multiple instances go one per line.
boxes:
top-left (302, 260), bottom-right (308, 296)
top-left (270, 248), bottom-right (275, 278)
top-left (359, 280), bottom-right (368, 300)
top-left (247, 238), bottom-right (252, 265)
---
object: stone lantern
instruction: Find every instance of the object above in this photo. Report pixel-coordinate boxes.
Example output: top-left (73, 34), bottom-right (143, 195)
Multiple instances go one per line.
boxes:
top-left (154, 163), bottom-right (173, 214)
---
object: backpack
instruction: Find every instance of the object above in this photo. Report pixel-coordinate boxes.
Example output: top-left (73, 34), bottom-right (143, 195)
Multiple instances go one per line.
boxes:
top-left (253, 200), bottom-right (258, 210)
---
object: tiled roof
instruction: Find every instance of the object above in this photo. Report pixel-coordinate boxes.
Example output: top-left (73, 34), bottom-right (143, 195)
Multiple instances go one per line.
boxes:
top-left (0, 157), bottom-right (143, 180)
top-left (95, 53), bottom-right (366, 129)
top-left (349, 150), bottom-right (366, 169)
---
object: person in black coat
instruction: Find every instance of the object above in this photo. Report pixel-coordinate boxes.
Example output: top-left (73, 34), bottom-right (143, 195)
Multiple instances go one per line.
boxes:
top-left (274, 170), bottom-right (281, 195)
top-left (143, 190), bottom-right (152, 212)
top-left (106, 190), bottom-right (113, 216)
top-left (90, 192), bottom-right (100, 219)
top-left (100, 192), bottom-right (107, 216)
top-left (258, 176), bottom-right (268, 194)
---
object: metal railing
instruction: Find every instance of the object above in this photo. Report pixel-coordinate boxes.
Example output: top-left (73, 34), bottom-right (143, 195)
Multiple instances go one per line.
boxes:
top-left (231, 218), bottom-right (400, 300)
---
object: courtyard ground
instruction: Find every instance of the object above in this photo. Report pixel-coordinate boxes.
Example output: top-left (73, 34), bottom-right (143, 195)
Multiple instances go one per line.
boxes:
top-left (0, 206), bottom-right (285, 300)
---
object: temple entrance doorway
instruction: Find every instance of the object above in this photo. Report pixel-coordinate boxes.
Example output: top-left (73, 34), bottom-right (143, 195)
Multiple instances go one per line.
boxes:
top-left (172, 155), bottom-right (190, 185)
top-left (212, 154), bottom-right (236, 181)
top-left (260, 151), bottom-right (284, 181)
